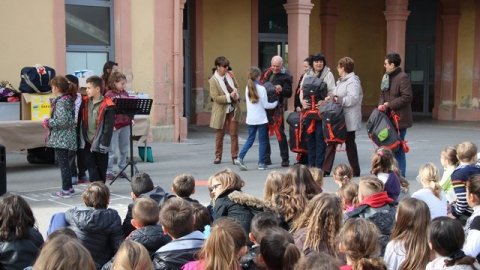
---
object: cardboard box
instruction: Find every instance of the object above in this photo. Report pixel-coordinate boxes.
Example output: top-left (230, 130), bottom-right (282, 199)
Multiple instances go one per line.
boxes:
top-left (0, 102), bottom-right (21, 121)
top-left (21, 93), bottom-right (54, 120)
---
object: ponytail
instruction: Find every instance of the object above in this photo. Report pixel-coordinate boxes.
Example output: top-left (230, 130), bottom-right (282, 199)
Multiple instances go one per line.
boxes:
top-left (247, 66), bottom-right (261, 104)
top-left (354, 258), bottom-right (387, 270)
top-left (418, 163), bottom-right (442, 199)
top-left (282, 242), bottom-right (301, 270)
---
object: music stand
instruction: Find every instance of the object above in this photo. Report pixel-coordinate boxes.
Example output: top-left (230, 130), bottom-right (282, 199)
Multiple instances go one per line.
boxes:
top-left (110, 98), bottom-right (153, 185)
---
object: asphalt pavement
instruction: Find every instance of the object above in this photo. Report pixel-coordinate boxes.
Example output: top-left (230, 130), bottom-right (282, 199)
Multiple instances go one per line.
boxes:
top-left (5, 119), bottom-right (480, 237)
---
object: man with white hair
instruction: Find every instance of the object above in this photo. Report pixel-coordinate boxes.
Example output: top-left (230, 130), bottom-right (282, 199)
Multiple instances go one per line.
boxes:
top-left (260, 55), bottom-right (293, 167)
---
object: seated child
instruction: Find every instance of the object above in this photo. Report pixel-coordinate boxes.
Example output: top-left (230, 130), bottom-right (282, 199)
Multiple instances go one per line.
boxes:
top-left (347, 176), bottom-right (395, 255)
top-left (370, 148), bottom-right (401, 202)
top-left (332, 164), bottom-right (353, 187)
top-left (309, 167), bottom-right (324, 192)
top-left (259, 227), bottom-right (301, 270)
top-left (172, 173), bottom-right (199, 203)
top-left (240, 212), bottom-right (281, 270)
top-left (122, 172), bottom-right (173, 236)
top-left (440, 146), bottom-right (459, 202)
top-left (191, 202), bottom-right (212, 237)
top-left (65, 182), bottom-right (123, 269)
top-left (153, 198), bottom-right (205, 269)
top-left (339, 181), bottom-right (358, 214)
top-left (112, 240), bottom-right (153, 270)
top-left (451, 141), bottom-right (480, 223)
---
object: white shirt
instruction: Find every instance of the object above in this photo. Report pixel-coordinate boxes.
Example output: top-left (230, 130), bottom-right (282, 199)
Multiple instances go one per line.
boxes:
top-left (411, 188), bottom-right (448, 219)
top-left (464, 205), bottom-right (480, 257)
top-left (245, 83), bottom-right (277, 125)
top-left (384, 240), bottom-right (406, 270)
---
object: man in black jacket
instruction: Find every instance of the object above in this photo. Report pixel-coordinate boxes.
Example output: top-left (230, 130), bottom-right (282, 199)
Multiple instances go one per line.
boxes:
top-left (153, 198), bottom-right (204, 270)
top-left (261, 56), bottom-right (293, 167)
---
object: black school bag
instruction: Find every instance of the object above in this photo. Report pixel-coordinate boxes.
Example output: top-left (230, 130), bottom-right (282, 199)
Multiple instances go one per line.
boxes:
top-left (366, 108), bottom-right (409, 152)
top-left (286, 111), bottom-right (307, 154)
top-left (19, 66), bottom-right (56, 93)
top-left (302, 76), bottom-right (328, 121)
top-left (320, 101), bottom-right (347, 145)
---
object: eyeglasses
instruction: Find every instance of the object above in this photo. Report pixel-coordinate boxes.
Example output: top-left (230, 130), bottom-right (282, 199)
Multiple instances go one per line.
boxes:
top-left (210, 183), bottom-right (222, 191)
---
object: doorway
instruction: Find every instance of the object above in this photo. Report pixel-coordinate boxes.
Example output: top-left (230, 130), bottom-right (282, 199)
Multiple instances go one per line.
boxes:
top-left (405, 0), bottom-right (437, 116)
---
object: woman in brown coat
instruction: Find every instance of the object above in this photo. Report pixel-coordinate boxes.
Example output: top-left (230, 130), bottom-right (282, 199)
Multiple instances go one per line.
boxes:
top-left (209, 56), bottom-right (241, 164)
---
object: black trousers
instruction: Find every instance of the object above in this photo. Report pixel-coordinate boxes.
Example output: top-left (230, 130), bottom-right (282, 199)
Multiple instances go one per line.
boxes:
top-left (322, 131), bottom-right (360, 176)
top-left (265, 120), bottom-right (289, 162)
top-left (83, 144), bottom-right (108, 182)
top-left (55, 149), bottom-right (72, 191)
top-left (68, 150), bottom-right (87, 178)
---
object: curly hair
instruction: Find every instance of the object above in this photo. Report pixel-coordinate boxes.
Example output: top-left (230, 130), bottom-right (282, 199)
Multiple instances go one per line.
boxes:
top-left (291, 193), bottom-right (342, 256)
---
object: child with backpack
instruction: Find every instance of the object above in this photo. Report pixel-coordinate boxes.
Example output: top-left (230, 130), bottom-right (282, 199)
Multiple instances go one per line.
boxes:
top-left (384, 198), bottom-right (431, 270)
top-left (235, 66), bottom-right (278, 171)
top-left (428, 217), bottom-right (480, 270)
top-left (78, 76), bottom-right (115, 183)
top-left (105, 71), bottom-right (131, 180)
top-left (44, 76), bottom-right (78, 198)
top-left (370, 148), bottom-right (401, 202)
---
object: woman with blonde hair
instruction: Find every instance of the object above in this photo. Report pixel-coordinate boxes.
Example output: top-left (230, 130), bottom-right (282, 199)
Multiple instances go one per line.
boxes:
top-left (412, 162), bottom-right (448, 219)
top-left (291, 193), bottom-right (343, 257)
top-left (182, 217), bottom-right (247, 270)
top-left (32, 235), bottom-right (95, 270)
top-left (112, 240), bottom-right (153, 270)
top-left (384, 198), bottom-right (431, 270)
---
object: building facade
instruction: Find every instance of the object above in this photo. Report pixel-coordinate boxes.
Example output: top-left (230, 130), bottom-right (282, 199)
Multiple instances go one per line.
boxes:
top-left (1, 0), bottom-right (478, 142)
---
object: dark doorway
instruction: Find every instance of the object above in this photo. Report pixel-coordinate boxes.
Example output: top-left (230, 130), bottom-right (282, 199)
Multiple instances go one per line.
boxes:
top-left (183, 0), bottom-right (193, 123)
top-left (405, 0), bottom-right (437, 116)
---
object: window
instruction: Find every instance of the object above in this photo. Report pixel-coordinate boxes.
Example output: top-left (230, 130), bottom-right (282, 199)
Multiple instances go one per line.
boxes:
top-left (65, 0), bottom-right (114, 76)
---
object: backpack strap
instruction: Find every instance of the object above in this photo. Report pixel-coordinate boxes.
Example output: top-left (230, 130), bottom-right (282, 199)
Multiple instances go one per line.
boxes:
top-left (389, 110), bottom-right (410, 153)
top-left (21, 74), bottom-right (41, 93)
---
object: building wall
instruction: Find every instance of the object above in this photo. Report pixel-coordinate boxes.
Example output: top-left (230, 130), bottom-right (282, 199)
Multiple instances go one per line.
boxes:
top-left (456, 0), bottom-right (475, 108)
top-left (309, 0), bottom-right (322, 53)
top-left (202, 0), bottom-right (252, 112)
top-left (1, 1), bottom-right (57, 87)
top-left (336, 0), bottom-right (386, 107)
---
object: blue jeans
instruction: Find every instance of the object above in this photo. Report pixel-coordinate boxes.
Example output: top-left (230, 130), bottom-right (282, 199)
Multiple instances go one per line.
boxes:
top-left (307, 120), bottom-right (326, 168)
top-left (394, 128), bottom-right (407, 177)
top-left (239, 124), bottom-right (268, 165)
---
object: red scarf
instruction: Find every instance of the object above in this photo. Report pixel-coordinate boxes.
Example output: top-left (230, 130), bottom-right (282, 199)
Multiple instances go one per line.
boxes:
top-left (358, 191), bottom-right (393, 208)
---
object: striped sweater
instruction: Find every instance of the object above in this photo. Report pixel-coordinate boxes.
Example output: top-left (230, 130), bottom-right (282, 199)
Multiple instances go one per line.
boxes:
top-left (451, 164), bottom-right (480, 218)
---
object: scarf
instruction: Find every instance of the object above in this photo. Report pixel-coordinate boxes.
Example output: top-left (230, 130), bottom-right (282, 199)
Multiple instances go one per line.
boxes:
top-left (358, 191), bottom-right (393, 208)
top-left (213, 71), bottom-right (237, 113)
top-left (380, 67), bottom-right (399, 91)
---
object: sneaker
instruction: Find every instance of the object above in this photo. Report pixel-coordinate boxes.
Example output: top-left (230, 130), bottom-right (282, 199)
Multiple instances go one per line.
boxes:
top-left (68, 187), bottom-right (75, 195)
top-left (71, 176), bottom-right (78, 185)
top-left (258, 164), bottom-right (267, 170)
top-left (234, 159), bottom-right (248, 171)
top-left (118, 172), bottom-right (128, 179)
top-left (106, 173), bottom-right (115, 181)
top-left (51, 190), bottom-right (72, 198)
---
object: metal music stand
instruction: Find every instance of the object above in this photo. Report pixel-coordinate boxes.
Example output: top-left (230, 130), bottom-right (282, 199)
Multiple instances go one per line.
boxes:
top-left (110, 98), bottom-right (153, 185)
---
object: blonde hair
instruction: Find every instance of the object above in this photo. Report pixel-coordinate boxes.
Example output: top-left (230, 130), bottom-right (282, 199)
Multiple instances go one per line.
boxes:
top-left (456, 141), bottom-right (478, 163)
top-left (208, 169), bottom-right (244, 196)
top-left (33, 235), bottom-right (95, 270)
top-left (198, 217), bottom-right (247, 270)
top-left (309, 167), bottom-right (324, 189)
top-left (417, 162), bottom-right (442, 199)
top-left (339, 181), bottom-right (359, 209)
top-left (338, 219), bottom-right (386, 270)
top-left (112, 240), bottom-right (153, 270)
top-left (333, 164), bottom-right (353, 186)
top-left (291, 193), bottom-right (342, 256)
top-left (263, 171), bottom-right (284, 202)
top-left (441, 146), bottom-right (459, 167)
top-left (358, 176), bottom-right (384, 199)
top-left (247, 67), bottom-right (261, 104)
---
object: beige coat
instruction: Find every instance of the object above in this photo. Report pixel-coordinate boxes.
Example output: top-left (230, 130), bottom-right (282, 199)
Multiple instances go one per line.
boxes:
top-left (209, 74), bottom-right (241, 129)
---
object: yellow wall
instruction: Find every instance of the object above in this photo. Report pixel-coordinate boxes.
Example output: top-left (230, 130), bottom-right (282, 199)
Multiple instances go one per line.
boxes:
top-left (336, 0), bottom-right (386, 106)
top-left (1, 1), bottom-right (56, 87)
top-left (131, 0), bottom-right (155, 97)
top-left (203, 0), bottom-right (252, 109)
top-left (309, 0), bottom-right (322, 53)
top-left (456, 0), bottom-right (475, 108)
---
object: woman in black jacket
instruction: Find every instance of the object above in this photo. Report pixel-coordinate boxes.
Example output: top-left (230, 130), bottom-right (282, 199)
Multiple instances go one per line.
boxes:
top-left (0, 193), bottom-right (44, 270)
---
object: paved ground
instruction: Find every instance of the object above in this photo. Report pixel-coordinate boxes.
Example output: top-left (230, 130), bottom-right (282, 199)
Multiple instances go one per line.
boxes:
top-left (4, 119), bottom-right (480, 237)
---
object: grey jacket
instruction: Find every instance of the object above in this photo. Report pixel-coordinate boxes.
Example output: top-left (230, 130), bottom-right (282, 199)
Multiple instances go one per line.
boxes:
top-left (334, 72), bottom-right (363, 132)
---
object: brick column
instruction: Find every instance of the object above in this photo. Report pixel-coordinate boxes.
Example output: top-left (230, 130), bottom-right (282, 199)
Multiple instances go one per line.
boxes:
top-left (283, 0), bottom-right (314, 110)
top-left (384, 0), bottom-right (410, 69)
top-left (437, 0), bottom-right (460, 120)
top-left (320, 0), bottom-right (338, 65)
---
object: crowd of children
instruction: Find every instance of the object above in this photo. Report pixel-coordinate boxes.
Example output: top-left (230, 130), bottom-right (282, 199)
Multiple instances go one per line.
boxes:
top-left (2, 140), bottom-right (480, 270)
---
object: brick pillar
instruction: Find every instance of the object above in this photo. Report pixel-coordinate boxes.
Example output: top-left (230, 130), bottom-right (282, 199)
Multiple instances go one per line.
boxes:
top-left (283, 0), bottom-right (314, 110)
top-left (384, 0), bottom-right (410, 69)
top-left (437, 0), bottom-right (460, 120)
top-left (320, 0), bottom-right (338, 65)
top-left (472, 0), bottom-right (480, 101)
